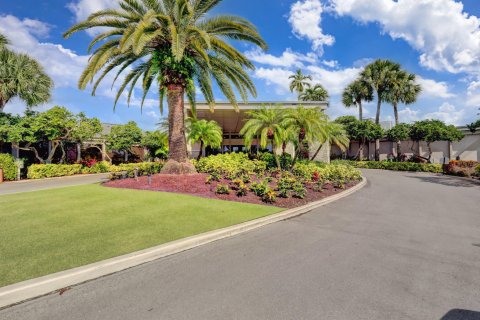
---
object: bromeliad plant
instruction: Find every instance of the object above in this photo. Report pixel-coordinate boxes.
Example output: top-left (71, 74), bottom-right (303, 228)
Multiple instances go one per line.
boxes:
top-left (64, 0), bottom-right (267, 174)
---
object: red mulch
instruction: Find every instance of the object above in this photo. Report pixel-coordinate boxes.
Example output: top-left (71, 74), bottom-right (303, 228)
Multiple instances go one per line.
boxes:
top-left (103, 173), bottom-right (359, 209)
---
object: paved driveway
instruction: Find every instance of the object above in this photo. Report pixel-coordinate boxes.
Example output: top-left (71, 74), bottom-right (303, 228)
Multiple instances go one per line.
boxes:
top-left (0, 173), bottom-right (110, 195)
top-left (1, 170), bottom-right (479, 320)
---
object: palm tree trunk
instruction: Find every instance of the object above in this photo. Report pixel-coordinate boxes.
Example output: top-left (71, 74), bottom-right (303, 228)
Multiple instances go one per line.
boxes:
top-left (393, 102), bottom-right (399, 126)
top-left (0, 98), bottom-right (6, 113)
top-left (359, 140), bottom-right (364, 161)
top-left (358, 101), bottom-right (363, 121)
top-left (396, 141), bottom-right (402, 161)
top-left (310, 143), bottom-right (323, 161)
top-left (197, 141), bottom-right (204, 161)
top-left (272, 139), bottom-right (281, 170)
top-left (167, 85), bottom-right (188, 163)
top-left (375, 94), bottom-right (381, 161)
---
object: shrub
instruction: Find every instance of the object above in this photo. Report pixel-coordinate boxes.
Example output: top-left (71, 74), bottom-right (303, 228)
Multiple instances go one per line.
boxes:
top-left (292, 162), bottom-right (321, 181)
top-left (261, 188), bottom-right (277, 203)
top-left (215, 184), bottom-right (230, 195)
top-left (250, 182), bottom-right (268, 197)
top-left (236, 183), bottom-right (249, 197)
top-left (205, 172), bottom-right (221, 184)
top-left (28, 164), bottom-right (83, 179)
top-left (81, 161), bottom-right (110, 174)
top-left (292, 182), bottom-right (306, 199)
top-left (258, 152), bottom-right (293, 170)
top-left (332, 160), bottom-right (443, 174)
top-left (445, 160), bottom-right (479, 177)
top-left (0, 154), bottom-right (17, 181)
top-left (475, 164), bottom-right (480, 177)
top-left (113, 162), bottom-right (164, 177)
top-left (196, 153), bottom-right (266, 177)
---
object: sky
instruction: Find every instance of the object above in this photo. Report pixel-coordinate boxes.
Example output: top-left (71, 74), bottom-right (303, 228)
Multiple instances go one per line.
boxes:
top-left (1, 0), bottom-right (480, 129)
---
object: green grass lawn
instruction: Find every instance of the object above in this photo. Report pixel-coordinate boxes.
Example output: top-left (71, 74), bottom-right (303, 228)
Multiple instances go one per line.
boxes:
top-left (0, 185), bottom-right (281, 287)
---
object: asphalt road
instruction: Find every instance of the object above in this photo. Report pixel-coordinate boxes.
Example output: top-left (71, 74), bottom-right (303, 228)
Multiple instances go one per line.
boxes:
top-left (1, 170), bottom-right (479, 320)
top-left (0, 173), bottom-right (110, 195)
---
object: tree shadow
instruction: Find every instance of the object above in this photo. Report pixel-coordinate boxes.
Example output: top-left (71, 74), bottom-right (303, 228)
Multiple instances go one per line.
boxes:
top-left (406, 174), bottom-right (480, 188)
top-left (441, 309), bottom-right (480, 320)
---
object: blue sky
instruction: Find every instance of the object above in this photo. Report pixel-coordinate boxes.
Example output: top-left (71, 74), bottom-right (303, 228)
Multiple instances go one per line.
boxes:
top-left (1, 0), bottom-right (480, 129)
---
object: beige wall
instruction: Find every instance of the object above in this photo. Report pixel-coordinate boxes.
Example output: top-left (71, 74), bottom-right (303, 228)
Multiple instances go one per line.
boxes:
top-left (332, 132), bottom-right (480, 163)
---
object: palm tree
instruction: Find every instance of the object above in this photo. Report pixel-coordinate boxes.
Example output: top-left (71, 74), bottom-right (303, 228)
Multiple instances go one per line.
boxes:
top-left (240, 106), bottom-right (284, 169)
top-left (342, 79), bottom-right (373, 121)
top-left (361, 59), bottom-right (400, 160)
top-left (299, 84), bottom-right (329, 102)
top-left (385, 71), bottom-right (421, 126)
top-left (289, 69), bottom-right (312, 99)
top-left (282, 106), bottom-right (327, 167)
top-left (64, 0), bottom-right (267, 174)
top-left (186, 118), bottom-right (222, 160)
top-left (0, 35), bottom-right (53, 113)
top-left (0, 33), bottom-right (8, 48)
top-left (310, 122), bottom-right (349, 161)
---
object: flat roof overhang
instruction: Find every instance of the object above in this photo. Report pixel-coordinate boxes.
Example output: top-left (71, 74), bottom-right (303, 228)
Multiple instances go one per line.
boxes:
top-left (185, 101), bottom-right (329, 134)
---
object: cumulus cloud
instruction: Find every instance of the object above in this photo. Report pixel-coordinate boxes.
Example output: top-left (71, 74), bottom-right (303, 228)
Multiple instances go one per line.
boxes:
top-left (329, 0), bottom-right (480, 74)
top-left (416, 77), bottom-right (455, 99)
top-left (253, 68), bottom-right (295, 95)
top-left (398, 107), bottom-right (420, 123)
top-left (67, 0), bottom-right (120, 35)
top-left (245, 48), bottom-right (317, 68)
top-left (306, 65), bottom-right (360, 95)
top-left (289, 0), bottom-right (334, 54)
top-left (424, 102), bottom-right (466, 125)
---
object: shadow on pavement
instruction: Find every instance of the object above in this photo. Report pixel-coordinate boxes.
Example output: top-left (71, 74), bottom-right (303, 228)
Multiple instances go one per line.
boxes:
top-left (441, 309), bottom-right (480, 320)
top-left (406, 174), bottom-right (480, 188)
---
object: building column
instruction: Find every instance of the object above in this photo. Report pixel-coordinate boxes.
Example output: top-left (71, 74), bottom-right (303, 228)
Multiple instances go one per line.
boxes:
top-left (11, 144), bottom-right (20, 159)
top-left (101, 143), bottom-right (107, 162)
top-left (77, 143), bottom-right (82, 163)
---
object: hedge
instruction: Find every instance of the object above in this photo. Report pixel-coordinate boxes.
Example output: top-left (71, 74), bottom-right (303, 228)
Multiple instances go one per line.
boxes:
top-left (332, 160), bottom-right (443, 173)
top-left (0, 154), bottom-right (17, 181)
top-left (27, 162), bottom-right (164, 180)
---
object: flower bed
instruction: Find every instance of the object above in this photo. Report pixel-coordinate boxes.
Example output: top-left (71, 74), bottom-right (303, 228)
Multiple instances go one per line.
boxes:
top-left (444, 160), bottom-right (479, 178)
top-left (104, 153), bottom-right (362, 209)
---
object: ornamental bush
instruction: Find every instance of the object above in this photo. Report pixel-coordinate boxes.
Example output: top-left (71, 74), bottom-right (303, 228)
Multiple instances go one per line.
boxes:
top-left (445, 160), bottom-right (479, 177)
top-left (28, 164), bottom-right (83, 179)
top-left (475, 164), bottom-right (480, 177)
top-left (332, 160), bottom-right (443, 173)
top-left (195, 153), bottom-right (266, 177)
top-left (0, 154), bottom-right (17, 181)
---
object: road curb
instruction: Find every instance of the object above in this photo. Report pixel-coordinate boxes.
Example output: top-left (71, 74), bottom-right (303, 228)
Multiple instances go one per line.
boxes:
top-left (0, 177), bottom-right (367, 309)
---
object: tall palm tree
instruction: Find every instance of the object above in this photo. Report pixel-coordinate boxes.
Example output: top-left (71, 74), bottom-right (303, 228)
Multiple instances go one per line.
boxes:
top-left (0, 35), bottom-right (53, 113)
top-left (385, 71), bottom-right (421, 126)
top-left (342, 79), bottom-right (373, 121)
top-left (64, 0), bottom-right (267, 174)
top-left (299, 84), bottom-right (329, 102)
top-left (310, 122), bottom-right (349, 161)
top-left (289, 69), bottom-right (312, 99)
top-left (282, 106), bottom-right (327, 167)
top-left (240, 106), bottom-right (284, 169)
top-left (361, 59), bottom-right (400, 160)
top-left (186, 118), bottom-right (222, 160)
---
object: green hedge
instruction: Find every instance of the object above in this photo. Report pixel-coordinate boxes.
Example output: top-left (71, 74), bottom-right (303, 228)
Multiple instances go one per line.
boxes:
top-left (194, 153), bottom-right (266, 178)
top-left (27, 162), bottom-right (164, 180)
top-left (0, 154), bottom-right (17, 181)
top-left (332, 160), bottom-right (443, 173)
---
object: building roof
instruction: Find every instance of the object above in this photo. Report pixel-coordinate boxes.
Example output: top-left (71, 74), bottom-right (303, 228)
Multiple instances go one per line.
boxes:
top-left (186, 101), bottom-right (328, 111)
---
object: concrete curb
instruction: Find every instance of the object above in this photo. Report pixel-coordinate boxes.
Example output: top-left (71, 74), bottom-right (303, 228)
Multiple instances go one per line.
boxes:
top-left (1, 173), bottom-right (110, 185)
top-left (0, 177), bottom-right (367, 309)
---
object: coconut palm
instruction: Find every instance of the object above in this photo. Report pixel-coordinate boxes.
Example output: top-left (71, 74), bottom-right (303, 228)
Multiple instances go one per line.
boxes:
top-left (240, 106), bottom-right (284, 169)
top-left (64, 0), bottom-right (267, 174)
top-left (282, 106), bottom-right (328, 167)
top-left (299, 84), bottom-right (329, 102)
top-left (0, 33), bottom-right (8, 48)
top-left (385, 71), bottom-right (421, 126)
top-left (289, 69), bottom-right (312, 98)
top-left (310, 122), bottom-right (349, 161)
top-left (186, 118), bottom-right (222, 160)
top-left (0, 35), bottom-right (53, 113)
top-left (342, 79), bottom-right (373, 121)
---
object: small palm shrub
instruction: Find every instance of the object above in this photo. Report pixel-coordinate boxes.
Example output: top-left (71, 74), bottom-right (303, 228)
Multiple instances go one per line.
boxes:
top-left (262, 188), bottom-right (277, 203)
top-left (215, 184), bottom-right (230, 195)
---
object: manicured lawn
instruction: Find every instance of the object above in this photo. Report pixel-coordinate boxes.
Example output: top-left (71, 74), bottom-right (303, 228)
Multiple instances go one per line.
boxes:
top-left (0, 185), bottom-right (281, 287)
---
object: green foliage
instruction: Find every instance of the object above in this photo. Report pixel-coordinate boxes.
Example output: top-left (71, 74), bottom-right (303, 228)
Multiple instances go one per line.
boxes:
top-left (342, 79), bottom-right (373, 120)
top-left (335, 116), bottom-right (384, 143)
top-left (215, 184), bottom-right (230, 195)
top-left (289, 69), bottom-right (312, 97)
top-left (467, 119), bottom-right (480, 133)
top-left (28, 164), bottom-right (83, 179)
top-left (410, 120), bottom-right (464, 144)
top-left (299, 84), bottom-right (329, 101)
top-left (106, 121), bottom-right (143, 153)
top-left (71, 113), bottom-right (102, 144)
top-left (142, 130), bottom-right (168, 159)
top-left (231, 179), bottom-right (249, 197)
top-left (292, 182), bottom-right (307, 199)
top-left (186, 118), bottom-right (223, 158)
top-left (250, 182), bottom-right (268, 197)
top-left (0, 38), bottom-right (53, 111)
top-left (475, 164), bottom-right (480, 176)
top-left (386, 123), bottom-right (412, 142)
top-left (81, 161), bottom-right (110, 174)
top-left (0, 153), bottom-right (17, 181)
top-left (195, 153), bottom-right (266, 177)
top-left (259, 152), bottom-right (292, 170)
top-left (333, 160), bottom-right (443, 173)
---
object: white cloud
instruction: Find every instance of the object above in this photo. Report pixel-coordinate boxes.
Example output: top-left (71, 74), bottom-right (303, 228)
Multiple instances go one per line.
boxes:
top-left (306, 65), bottom-right (360, 95)
top-left (424, 102), bottom-right (465, 125)
top-left (245, 48), bottom-right (317, 68)
top-left (289, 0), bottom-right (334, 54)
top-left (321, 59), bottom-right (339, 68)
top-left (0, 15), bottom-right (88, 88)
top-left (67, 0), bottom-right (120, 36)
top-left (416, 77), bottom-right (455, 99)
top-left (329, 0), bottom-right (480, 74)
top-left (253, 68), bottom-right (295, 95)
top-left (398, 107), bottom-right (420, 123)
